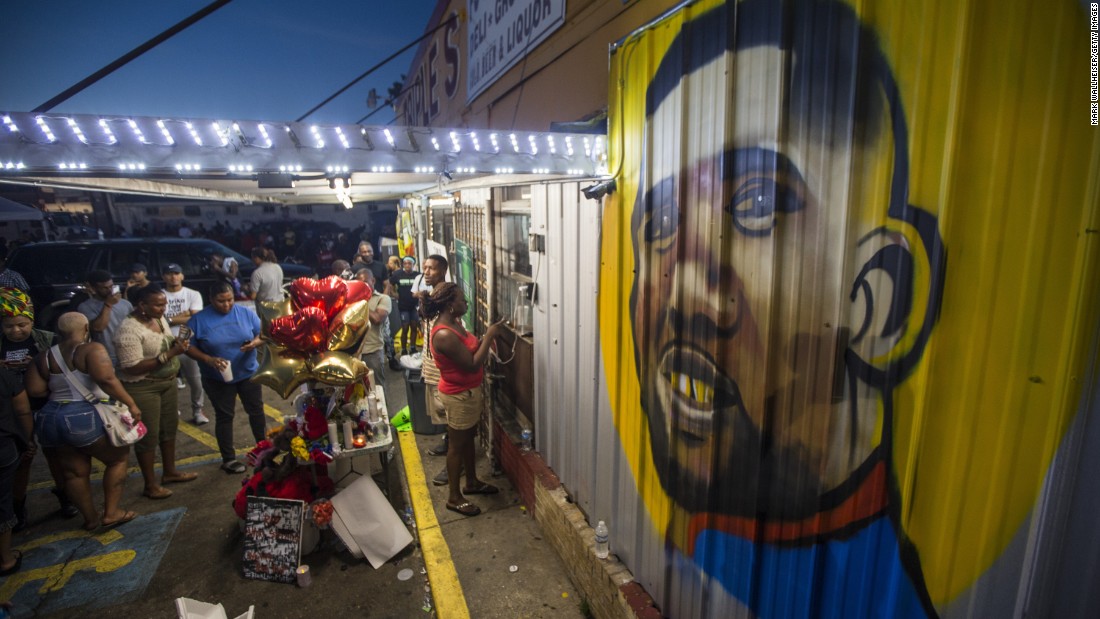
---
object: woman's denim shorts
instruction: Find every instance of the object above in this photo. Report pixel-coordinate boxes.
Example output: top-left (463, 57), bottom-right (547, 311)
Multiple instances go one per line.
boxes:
top-left (34, 400), bottom-right (106, 449)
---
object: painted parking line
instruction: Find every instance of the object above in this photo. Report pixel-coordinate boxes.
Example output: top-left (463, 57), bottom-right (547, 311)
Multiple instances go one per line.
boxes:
top-left (398, 430), bottom-right (469, 619)
top-left (28, 449), bottom-right (254, 492)
top-left (264, 403), bottom-right (288, 422)
top-left (28, 406), bottom-right (288, 493)
top-left (1, 508), bottom-right (185, 616)
top-left (176, 418), bottom-right (221, 451)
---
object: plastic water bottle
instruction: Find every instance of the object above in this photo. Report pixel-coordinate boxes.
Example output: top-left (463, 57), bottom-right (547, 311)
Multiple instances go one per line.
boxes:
top-left (520, 428), bottom-right (532, 452)
top-left (594, 520), bottom-right (609, 559)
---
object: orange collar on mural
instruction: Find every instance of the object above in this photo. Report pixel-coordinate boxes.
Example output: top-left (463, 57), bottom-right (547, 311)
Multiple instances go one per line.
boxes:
top-left (683, 461), bottom-right (890, 552)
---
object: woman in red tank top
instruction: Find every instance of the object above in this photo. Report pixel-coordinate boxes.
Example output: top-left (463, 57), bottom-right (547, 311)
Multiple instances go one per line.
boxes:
top-left (420, 283), bottom-right (505, 517)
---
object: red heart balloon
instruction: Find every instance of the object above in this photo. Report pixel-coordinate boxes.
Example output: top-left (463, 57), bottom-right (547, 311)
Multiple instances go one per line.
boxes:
top-left (290, 276), bottom-right (348, 323)
top-left (268, 306), bottom-right (329, 354)
top-left (345, 280), bottom-right (373, 304)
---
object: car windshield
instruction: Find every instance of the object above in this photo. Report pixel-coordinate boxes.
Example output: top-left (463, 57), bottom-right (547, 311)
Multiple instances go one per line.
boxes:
top-left (7, 245), bottom-right (100, 285)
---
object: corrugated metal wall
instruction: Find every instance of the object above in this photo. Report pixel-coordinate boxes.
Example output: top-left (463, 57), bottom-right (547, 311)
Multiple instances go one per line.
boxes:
top-left (531, 180), bottom-right (604, 509)
top-left (530, 0), bottom-right (1100, 617)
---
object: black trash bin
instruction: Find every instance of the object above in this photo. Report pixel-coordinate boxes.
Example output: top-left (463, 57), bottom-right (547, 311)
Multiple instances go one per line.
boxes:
top-left (406, 368), bottom-right (446, 435)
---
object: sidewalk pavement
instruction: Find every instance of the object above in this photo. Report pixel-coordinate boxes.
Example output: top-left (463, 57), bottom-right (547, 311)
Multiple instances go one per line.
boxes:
top-left (2, 369), bottom-right (585, 619)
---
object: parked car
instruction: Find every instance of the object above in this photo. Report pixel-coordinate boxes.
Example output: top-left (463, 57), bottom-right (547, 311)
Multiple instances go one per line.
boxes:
top-left (7, 238), bottom-right (314, 329)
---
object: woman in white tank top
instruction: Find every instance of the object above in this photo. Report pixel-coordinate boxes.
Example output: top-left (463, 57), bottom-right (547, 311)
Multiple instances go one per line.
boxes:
top-left (24, 312), bottom-right (141, 531)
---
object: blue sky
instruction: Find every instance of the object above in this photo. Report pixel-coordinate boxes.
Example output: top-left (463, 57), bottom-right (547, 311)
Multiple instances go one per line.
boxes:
top-left (0, 0), bottom-right (439, 125)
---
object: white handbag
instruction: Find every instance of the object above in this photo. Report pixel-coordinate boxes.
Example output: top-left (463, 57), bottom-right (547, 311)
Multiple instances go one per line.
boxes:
top-left (51, 345), bottom-right (146, 447)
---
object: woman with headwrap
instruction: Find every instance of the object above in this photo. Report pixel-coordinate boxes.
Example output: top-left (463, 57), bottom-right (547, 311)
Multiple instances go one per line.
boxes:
top-left (0, 288), bottom-right (76, 529)
top-left (0, 287), bottom-right (36, 573)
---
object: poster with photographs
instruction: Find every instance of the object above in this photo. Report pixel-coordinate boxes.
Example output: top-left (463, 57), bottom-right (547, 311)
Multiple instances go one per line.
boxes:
top-left (242, 497), bottom-right (305, 584)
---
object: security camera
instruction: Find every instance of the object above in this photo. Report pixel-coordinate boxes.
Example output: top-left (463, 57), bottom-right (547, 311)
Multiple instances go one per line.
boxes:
top-left (582, 179), bottom-right (616, 201)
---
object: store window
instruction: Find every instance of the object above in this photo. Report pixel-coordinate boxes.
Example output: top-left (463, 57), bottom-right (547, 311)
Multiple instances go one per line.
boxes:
top-left (429, 205), bottom-right (454, 260)
top-left (493, 186), bottom-right (534, 335)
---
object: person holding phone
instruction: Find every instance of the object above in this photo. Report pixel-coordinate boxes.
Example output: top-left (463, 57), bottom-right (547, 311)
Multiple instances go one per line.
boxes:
top-left (161, 263), bottom-right (208, 425)
top-left (185, 281), bottom-right (266, 474)
top-left (77, 270), bottom-right (132, 368)
top-left (115, 285), bottom-right (197, 500)
top-left (0, 288), bottom-right (76, 528)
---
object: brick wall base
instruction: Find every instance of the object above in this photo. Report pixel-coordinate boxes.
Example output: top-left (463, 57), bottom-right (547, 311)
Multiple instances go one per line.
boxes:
top-left (493, 420), bottom-right (663, 618)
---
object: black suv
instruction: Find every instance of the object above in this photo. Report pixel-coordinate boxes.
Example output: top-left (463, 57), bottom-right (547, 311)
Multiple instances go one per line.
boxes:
top-left (7, 238), bottom-right (314, 329)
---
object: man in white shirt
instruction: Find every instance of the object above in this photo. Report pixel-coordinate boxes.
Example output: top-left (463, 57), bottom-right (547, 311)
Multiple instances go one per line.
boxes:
top-left (162, 263), bottom-right (209, 425)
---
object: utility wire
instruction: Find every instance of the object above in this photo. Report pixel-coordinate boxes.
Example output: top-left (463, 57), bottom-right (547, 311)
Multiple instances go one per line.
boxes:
top-left (32, 0), bottom-right (234, 113)
top-left (296, 12), bottom-right (457, 123)
top-left (355, 77), bottom-right (422, 124)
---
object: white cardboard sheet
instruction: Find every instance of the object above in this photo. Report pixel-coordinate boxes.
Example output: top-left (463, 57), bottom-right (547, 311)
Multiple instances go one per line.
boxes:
top-left (329, 475), bottom-right (413, 568)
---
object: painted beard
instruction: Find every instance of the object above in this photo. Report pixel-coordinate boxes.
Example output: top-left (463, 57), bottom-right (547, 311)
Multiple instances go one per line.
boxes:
top-left (638, 316), bottom-right (829, 519)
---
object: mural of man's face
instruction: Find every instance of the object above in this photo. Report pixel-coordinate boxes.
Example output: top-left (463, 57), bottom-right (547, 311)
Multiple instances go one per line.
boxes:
top-left (632, 45), bottom-right (893, 518)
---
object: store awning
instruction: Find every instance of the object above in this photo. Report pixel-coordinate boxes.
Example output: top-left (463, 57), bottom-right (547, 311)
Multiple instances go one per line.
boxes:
top-left (0, 112), bottom-right (606, 205)
top-left (0, 195), bottom-right (43, 220)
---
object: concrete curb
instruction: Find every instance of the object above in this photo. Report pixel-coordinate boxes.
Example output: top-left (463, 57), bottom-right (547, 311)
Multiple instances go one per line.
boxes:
top-left (493, 420), bottom-right (664, 619)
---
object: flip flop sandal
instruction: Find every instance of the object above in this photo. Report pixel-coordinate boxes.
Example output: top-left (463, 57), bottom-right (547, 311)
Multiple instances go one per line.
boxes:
top-left (445, 501), bottom-right (481, 517)
top-left (162, 472), bottom-right (199, 484)
top-left (102, 511), bottom-right (138, 528)
top-left (0, 550), bottom-right (23, 576)
top-left (463, 483), bottom-right (499, 495)
top-left (143, 487), bottom-right (173, 500)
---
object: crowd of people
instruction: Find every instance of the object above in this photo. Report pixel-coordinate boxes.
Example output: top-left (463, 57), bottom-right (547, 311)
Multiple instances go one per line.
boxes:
top-left (2, 216), bottom-right (389, 278)
top-left (0, 236), bottom-right (506, 583)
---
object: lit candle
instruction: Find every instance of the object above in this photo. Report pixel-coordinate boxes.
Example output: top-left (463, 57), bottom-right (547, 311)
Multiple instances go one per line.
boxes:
top-left (296, 564), bottom-right (311, 587)
top-left (352, 431), bottom-right (367, 448)
top-left (342, 420), bottom-right (354, 450)
top-left (327, 422), bottom-right (338, 447)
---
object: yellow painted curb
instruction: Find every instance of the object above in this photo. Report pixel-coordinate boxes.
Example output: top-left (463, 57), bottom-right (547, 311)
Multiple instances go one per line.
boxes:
top-left (398, 430), bottom-right (469, 619)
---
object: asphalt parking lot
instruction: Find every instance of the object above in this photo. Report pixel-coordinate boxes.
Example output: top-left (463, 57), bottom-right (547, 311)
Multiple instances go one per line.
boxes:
top-left (2, 369), bottom-right (584, 619)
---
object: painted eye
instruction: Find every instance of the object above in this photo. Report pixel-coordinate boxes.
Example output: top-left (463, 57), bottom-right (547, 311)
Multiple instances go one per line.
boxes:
top-left (728, 176), bottom-right (804, 237)
top-left (643, 177), bottom-right (678, 247)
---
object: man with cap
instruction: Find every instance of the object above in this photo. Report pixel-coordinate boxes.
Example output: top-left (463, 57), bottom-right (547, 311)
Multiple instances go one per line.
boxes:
top-left (161, 263), bottom-right (208, 425)
top-left (77, 269), bottom-right (132, 368)
top-left (388, 256), bottom-right (422, 356)
top-left (124, 263), bottom-right (151, 305)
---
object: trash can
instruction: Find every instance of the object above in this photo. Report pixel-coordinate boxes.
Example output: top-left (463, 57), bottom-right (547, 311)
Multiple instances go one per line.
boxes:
top-left (406, 369), bottom-right (446, 435)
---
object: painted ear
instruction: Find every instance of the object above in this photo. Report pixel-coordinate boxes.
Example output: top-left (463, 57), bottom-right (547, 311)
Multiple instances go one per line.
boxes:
top-left (844, 227), bottom-right (919, 388)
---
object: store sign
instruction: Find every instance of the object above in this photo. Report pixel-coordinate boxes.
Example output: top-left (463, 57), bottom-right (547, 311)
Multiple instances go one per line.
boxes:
top-left (466, 0), bottom-right (565, 102)
top-left (403, 16), bottom-right (461, 126)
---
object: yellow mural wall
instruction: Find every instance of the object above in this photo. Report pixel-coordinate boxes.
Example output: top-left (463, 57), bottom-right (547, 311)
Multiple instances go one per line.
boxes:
top-left (600, 0), bottom-right (1099, 614)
